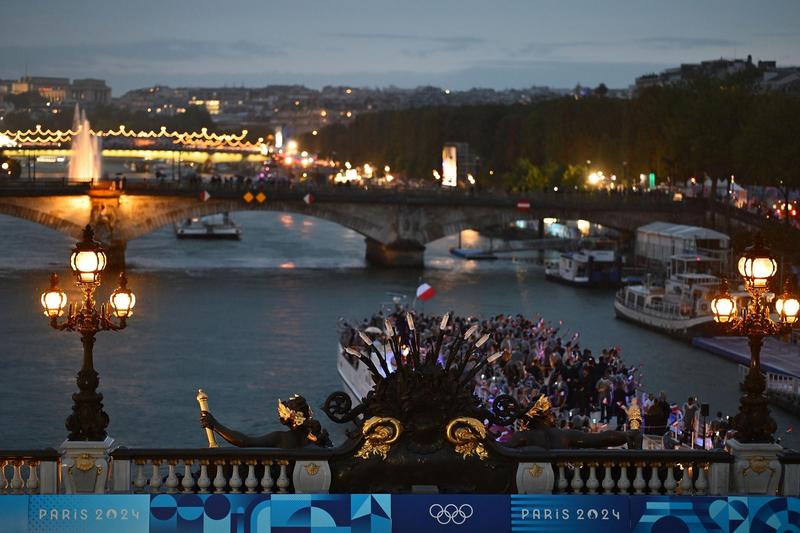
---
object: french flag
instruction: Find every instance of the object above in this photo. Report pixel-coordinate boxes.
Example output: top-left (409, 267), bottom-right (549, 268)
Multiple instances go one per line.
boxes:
top-left (416, 282), bottom-right (436, 301)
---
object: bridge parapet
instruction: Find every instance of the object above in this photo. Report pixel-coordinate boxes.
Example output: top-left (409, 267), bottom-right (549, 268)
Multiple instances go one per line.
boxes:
top-left (0, 180), bottom-right (794, 268)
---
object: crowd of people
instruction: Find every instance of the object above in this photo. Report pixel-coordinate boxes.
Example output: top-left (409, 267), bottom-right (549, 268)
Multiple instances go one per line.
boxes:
top-left (342, 306), bottom-right (735, 449)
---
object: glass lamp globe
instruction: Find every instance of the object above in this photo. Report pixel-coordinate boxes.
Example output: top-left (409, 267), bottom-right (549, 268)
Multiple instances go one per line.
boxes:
top-left (737, 236), bottom-right (777, 289)
top-left (70, 225), bottom-right (107, 284)
top-left (40, 273), bottom-right (67, 318)
top-left (711, 280), bottom-right (737, 324)
top-left (109, 273), bottom-right (136, 318)
top-left (775, 284), bottom-right (800, 325)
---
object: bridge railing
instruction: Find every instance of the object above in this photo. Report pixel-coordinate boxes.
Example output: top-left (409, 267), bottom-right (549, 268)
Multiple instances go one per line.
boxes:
top-left (109, 447), bottom-right (338, 494)
top-left (0, 449), bottom-right (61, 494)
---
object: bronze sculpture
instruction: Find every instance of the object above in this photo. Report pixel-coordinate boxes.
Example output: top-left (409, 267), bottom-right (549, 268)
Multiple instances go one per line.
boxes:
top-left (501, 395), bottom-right (643, 450)
top-left (200, 394), bottom-right (332, 448)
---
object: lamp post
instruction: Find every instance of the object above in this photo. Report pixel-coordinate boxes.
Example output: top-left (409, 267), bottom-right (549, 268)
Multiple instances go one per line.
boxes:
top-left (40, 224), bottom-right (136, 441)
top-left (711, 235), bottom-right (798, 443)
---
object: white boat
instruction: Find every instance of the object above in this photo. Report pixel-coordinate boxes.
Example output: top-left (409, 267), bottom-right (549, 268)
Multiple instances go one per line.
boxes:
top-left (337, 341), bottom-right (388, 404)
top-left (613, 254), bottom-right (730, 339)
top-left (175, 213), bottom-right (241, 240)
top-left (545, 239), bottom-right (621, 287)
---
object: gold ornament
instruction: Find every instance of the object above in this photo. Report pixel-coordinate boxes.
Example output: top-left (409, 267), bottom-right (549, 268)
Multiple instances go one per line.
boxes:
top-left (446, 417), bottom-right (488, 460)
top-left (277, 399), bottom-right (306, 429)
top-left (355, 417), bottom-right (402, 460)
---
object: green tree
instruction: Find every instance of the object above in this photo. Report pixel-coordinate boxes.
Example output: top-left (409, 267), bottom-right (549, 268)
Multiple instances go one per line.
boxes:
top-left (503, 158), bottom-right (547, 192)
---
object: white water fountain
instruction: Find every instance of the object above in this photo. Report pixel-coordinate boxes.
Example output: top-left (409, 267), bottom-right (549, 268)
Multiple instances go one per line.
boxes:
top-left (67, 104), bottom-right (102, 182)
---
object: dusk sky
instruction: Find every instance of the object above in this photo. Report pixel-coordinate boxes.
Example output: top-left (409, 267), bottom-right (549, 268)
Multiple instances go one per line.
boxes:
top-left (2, 0), bottom-right (798, 95)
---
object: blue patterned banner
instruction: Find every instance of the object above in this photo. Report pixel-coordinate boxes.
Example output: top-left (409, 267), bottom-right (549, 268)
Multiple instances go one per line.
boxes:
top-left (393, 494), bottom-right (508, 531)
top-left (149, 493), bottom-right (391, 533)
top-left (0, 494), bottom-right (797, 532)
top-left (0, 495), bottom-right (28, 533)
top-left (29, 495), bottom-right (149, 533)
top-left (512, 495), bottom-right (628, 532)
top-left (629, 496), bottom-right (800, 533)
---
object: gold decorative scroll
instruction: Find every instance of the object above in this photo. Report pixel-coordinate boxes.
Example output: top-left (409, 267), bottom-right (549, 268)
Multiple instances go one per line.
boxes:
top-left (355, 417), bottom-right (402, 460)
top-left (446, 417), bottom-right (488, 460)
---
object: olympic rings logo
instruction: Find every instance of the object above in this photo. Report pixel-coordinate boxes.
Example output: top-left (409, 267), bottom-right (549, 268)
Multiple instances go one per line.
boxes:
top-left (429, 503), bottom-right (474, 525)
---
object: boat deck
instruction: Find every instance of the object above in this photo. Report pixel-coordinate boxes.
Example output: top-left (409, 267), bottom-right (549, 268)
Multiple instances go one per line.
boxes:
top-left (693, 336), bottom-right (800, 378)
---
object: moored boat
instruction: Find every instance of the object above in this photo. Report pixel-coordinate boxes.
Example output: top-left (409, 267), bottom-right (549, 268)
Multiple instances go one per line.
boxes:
top-left (175, 213), bottom-right (241, 240)
top-left (613, 254), bottom-right (732, 339)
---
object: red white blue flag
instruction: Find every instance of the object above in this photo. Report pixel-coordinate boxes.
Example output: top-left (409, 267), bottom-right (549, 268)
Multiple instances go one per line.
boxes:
top-left (416, 282), bottom-right (436, 301)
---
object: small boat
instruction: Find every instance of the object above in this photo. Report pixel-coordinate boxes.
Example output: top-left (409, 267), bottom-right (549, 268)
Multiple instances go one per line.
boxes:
top-left (545, 238), bottom-right (621, 287)
top-left (175, 213), bottom-right (241, 240)
top-left (449, 230), bottom-right (498, 260)
top-left (449, 248), bottom-right (498, 260)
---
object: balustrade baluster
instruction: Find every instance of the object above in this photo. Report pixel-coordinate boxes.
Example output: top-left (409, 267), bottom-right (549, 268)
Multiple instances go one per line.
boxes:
top-left (0, 461), bottom-right (8, 493)
top-left (197, 462), bottom-right (211, 494)
top-left (182, 461), bottom-right (195, 493)
top-left (664, 464), bottom-right (677, 494)
top-left (648, 464), bottom-right (662, 494)
top-left (694, 463), bottom-right (708, 495)
top-left (150, 460), bottom-right (162, 493)
top-left (213, 460), bottom-right (227, 493)
top-left (586, 463), bottom-right (599, 494)
top-left (26, 462), bottom-right (39, 493)
top-left (617, 462), bottom-right (631, 494)
top-left (229, 461), bottom-right (242, 493)
top-left (601, 463), bottom-right (615, 494)
top-left (276, 461), bottom-right (290, 493)
top-left (261, 460), bottom-right (274, 493)
top-left (679, 465), bottom-right (694, 495)
top-left (569, 464), bottom-right (584, 494)
top-left (556, 464), bottom-right (568, 494)
top-left (165, 461), bottom-right (179, 493)
top-left (245, 461), bottom-right (258, 493)
top-left (134, 461), bottom-right (147, 493)
top-left (10, 462), bottom-right (23, 493)
top-left (633, 462), bottom-right (646, 495)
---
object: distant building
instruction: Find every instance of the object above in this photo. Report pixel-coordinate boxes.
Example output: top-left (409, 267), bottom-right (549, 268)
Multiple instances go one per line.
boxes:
top-left (8, 76), bottom-right (111, 105)
top-left (634, 56), bottom-right (800, 95)
top-left (70, 79), bottom-right (112, 105)
top-left (12, 76), bottom-right (70, 103)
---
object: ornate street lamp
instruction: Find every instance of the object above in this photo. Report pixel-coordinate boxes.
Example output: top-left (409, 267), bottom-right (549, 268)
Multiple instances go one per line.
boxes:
top-left (711, 234), bottom-right (798, 443)
top-left (40, 225), bottom-right (137, 441)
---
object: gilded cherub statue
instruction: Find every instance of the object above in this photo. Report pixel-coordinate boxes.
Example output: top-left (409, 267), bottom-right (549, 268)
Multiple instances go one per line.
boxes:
top-left (200, 394), bottom-right (332, 448)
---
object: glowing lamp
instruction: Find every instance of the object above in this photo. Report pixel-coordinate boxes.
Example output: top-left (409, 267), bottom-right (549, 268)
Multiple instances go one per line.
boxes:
top-left (109, 273), bottom-right (136, 319)
top-left (775, 282), bottom-right (800, 325)
top-left (70, 225), bottom-right (107, 284)
top-left (737, 236), bottom-right (777, 289)
top-left (40, 273), bottom-right (67, 318)
top-left (711, 280), bottom-right (737, 324)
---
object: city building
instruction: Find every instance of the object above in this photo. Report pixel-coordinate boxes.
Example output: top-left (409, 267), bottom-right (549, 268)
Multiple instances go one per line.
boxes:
top-left (634, 56), bottom-right (800, 95)
top-left (6, 76), bottom-right (112, 105)
top-left (69, 79), bottom-right (112, 105)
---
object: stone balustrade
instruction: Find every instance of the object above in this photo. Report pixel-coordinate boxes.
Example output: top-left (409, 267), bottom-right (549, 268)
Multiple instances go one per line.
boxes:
top-left (0, 449), bottom-right (60, 494)
top-left (509, 450), bottom-right (733, 496)
top-left (109, 448), bottom-right (335, 495)
top-left (3, 446), bottom-right (798, 496)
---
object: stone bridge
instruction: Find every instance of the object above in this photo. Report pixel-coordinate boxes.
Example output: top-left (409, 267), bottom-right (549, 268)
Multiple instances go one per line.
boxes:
top-left (0, 182), bottom-right (775, 267)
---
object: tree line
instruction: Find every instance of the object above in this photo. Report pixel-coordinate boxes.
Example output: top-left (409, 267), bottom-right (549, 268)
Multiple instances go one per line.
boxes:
top-left (301, 78), bottom-right (800, 191)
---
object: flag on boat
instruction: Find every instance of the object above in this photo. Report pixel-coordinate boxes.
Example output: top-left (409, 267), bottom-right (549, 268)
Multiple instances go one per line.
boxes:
top-left (303, 193), bottom-right (314, 205)
top-left (199, 190), bottom-right (211, 202)
top-left (416, 282), bottom-right (436, 301)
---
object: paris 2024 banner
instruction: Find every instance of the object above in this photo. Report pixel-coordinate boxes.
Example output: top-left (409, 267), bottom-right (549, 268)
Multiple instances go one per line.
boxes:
top-left (0, 493), bottom-right (797, 532)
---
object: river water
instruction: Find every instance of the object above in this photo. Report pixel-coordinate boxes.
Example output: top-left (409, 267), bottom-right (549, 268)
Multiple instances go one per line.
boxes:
top-left (0, 211), bottom-right (796, 449)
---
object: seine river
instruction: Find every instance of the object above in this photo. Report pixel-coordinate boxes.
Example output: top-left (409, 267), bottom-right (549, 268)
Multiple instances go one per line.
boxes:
top-left (0, 211), bottom-right (797, 449)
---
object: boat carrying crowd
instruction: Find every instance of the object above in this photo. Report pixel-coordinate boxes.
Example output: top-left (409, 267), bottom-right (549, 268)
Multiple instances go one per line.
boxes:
top-left (340, 306), bottom-right (741, 450)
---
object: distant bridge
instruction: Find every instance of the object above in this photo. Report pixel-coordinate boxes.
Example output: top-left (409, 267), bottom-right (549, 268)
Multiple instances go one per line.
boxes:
top-left (0, 181), bottom-right (785, 267)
